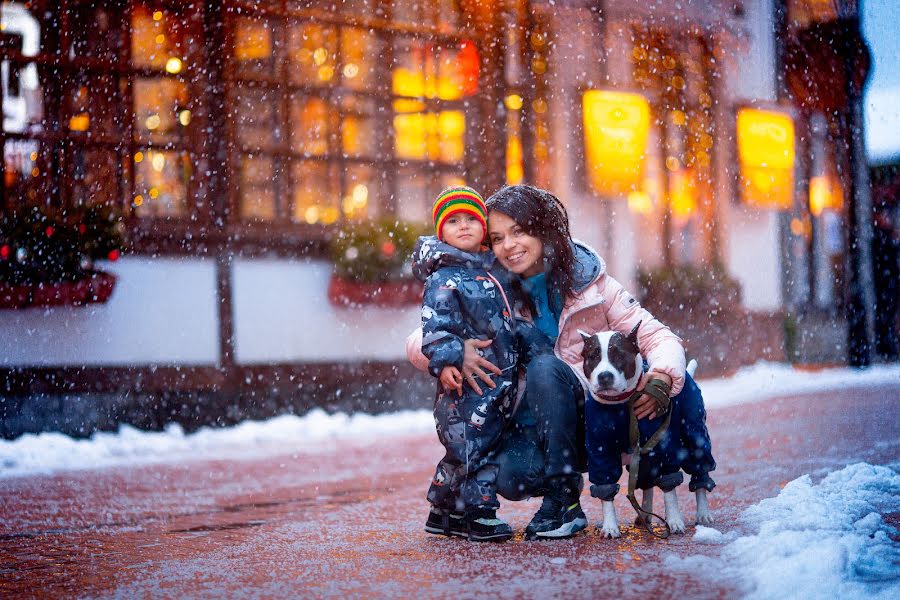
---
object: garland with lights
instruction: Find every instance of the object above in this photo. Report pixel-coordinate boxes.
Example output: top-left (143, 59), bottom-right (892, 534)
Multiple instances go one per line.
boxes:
top-left (327, 219), bottom-right (428, 307)
top-left (0, 203), bottom-right (125, 308)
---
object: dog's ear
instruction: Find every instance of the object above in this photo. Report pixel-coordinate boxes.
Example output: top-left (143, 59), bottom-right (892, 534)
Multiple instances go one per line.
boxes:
top-left (577, 329), bottom-right (594, 356)
top-left (626, 321), bottom-right (641, 351)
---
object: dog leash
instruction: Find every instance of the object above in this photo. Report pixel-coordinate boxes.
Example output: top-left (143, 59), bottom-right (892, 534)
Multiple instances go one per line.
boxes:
top-left (625, 377), bottom-right (673, 539)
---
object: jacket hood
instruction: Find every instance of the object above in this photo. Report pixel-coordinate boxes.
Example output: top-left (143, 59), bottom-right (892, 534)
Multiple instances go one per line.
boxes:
top-left (411, 235), bottom-right (492, 281)
top-left (571, 239), bottom-right (606, 293)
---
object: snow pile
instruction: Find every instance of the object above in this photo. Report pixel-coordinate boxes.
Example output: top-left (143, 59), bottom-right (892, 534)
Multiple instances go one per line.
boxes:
top-left (0, 409), bottom-right (434, 478)
top-left (692, 525), bottom-right (729, 544)
top-left (698, 361), bottom-right (900, 409)
top-left (0, 362), bottom-right (897, 478)
top-left (670, 462), bottom-right (900, 599)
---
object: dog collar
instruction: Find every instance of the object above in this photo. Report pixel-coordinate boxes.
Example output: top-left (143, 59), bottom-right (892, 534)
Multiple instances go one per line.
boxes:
top-left (597, 388), bottom-right (640, 403)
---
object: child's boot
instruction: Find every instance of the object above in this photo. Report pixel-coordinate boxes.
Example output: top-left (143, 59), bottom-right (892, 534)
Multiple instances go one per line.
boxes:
top-left (425, 508), bottom-right (467, 537)
top-left (465, 508), bottom-right (513, 542)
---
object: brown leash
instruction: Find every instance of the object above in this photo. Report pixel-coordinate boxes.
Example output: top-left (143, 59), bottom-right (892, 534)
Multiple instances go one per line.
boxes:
top-left (625, 377), bottom-right (673, 539)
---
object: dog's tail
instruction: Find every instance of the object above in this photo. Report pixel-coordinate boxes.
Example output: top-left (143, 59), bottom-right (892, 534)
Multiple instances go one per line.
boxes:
top-left (686, 359), bottom-right (698, 378)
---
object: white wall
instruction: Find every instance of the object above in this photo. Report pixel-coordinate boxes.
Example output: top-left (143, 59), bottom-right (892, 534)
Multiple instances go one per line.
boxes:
top-left (232, 259), bottom-right (420, 364)
top-left (0, 257), bottom-right (220, 366)
top-left (726, 206), bottom-right (783, 310)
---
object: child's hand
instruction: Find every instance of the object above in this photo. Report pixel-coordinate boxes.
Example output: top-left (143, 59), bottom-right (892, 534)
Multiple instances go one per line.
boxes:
top-left (440, 366), bottom-right (463, 393)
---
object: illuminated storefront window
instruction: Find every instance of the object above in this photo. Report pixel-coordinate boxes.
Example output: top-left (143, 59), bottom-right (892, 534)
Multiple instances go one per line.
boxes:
top-left (228, 1), bottom-right (475, 225)
top-left (0, 0), bottom-right (483, 247)
top-left (631, 29), bottom-right (719, 264)
top-left (0, 1), bottom-right (202, 219)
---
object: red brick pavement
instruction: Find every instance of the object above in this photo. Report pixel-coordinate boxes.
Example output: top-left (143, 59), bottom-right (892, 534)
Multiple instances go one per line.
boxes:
top-left (1, 384), bottom-right (898, 598)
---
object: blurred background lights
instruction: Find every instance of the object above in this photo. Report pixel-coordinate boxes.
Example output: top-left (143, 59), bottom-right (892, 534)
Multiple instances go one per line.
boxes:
top-left (165, 57), bottom-right (183, 74)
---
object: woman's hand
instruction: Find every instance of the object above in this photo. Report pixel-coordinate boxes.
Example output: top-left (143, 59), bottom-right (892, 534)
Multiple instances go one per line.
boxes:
top-left (439, 366), bottom-right (463, 394)
top-left (461, 338), bottom-right (502, 395)
top-left (633, 371), bottom-right (673, 420)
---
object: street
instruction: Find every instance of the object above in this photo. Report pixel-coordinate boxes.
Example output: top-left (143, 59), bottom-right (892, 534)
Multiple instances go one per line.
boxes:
top-left (2, 383), bottom-right (898, 598)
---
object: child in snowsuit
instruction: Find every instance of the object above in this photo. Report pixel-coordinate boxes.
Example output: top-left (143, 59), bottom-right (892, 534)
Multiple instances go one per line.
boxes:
top-left (416, 186), bottom-right (549, 542)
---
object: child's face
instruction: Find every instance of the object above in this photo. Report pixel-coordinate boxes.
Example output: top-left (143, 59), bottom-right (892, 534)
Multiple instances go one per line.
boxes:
top-left (442, 213), bottom-right (484, 253)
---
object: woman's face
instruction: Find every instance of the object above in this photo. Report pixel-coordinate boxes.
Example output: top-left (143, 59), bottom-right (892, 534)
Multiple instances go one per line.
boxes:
top-left (488, 210), bottom-right (544, 277)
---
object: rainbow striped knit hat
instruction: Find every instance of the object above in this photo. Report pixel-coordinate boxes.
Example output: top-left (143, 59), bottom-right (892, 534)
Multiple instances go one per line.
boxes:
top-left (432, 186), bottom-right (488, 242)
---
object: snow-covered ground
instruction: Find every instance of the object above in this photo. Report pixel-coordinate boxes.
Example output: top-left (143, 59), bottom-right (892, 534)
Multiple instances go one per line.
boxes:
top-left (668, 462), bottom-right (900, 599)
top-left (1, 362), bottom-right (898, 479)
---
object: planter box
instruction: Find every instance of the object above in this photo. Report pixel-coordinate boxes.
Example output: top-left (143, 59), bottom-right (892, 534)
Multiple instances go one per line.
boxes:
top-left (0, 270), bottom-right (117, 309)
top-left (327, 276), bottom-right (423, 308)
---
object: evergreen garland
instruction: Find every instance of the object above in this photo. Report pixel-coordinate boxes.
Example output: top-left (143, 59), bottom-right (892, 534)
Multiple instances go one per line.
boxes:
top-left (0, 203), bottom-right (126, 285)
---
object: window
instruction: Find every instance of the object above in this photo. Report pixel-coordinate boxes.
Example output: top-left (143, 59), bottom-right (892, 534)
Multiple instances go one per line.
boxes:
top-left (0, 0), bottom-right (484, 252)
top-left (631, 28), bottom-right (719, 265)
top-left (226, 0), bottom-right (476, 227)
top-left (0, 1), bottom-right (205, 221)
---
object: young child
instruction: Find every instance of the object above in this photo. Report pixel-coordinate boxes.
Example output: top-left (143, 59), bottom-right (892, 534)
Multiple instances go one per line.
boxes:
top-left (415, 186), bottom-right (539, 542)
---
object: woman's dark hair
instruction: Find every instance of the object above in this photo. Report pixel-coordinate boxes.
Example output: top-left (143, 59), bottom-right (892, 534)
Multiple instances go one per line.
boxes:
top-left (485, 184), bottom-right (579, 306)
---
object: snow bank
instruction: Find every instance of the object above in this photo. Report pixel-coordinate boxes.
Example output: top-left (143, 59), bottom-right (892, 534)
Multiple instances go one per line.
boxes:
top-left (0, 409), bottom-right (434, 479)
top-left (668, 462), bottom-right (900, 599)
top-left (0, 362), bottom-right (897, 478)
top-left (698, 361), bottom-right (900, 409)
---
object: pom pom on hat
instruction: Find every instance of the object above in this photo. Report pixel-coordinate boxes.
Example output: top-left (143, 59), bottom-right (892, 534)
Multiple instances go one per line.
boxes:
top-left (432, 186), bottom-right (487, 242)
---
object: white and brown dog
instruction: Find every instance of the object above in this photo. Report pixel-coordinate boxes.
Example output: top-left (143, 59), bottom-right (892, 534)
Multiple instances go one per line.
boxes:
top-left (579, 323), bottom-right (712, 537)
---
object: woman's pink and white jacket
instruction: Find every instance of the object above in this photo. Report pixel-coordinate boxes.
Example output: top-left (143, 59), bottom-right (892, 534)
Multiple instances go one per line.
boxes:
top-left (407, 241), bottom-right (687, 399)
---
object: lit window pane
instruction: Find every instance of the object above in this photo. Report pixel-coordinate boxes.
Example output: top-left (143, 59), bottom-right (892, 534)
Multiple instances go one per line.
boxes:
top-left (343, 165), bottom-right (380, 221)
top-left (234, 86), bottom-right (281, 150)
top-left (393, 38), bottom-right (428, 98)
top-left (4, 139), bottom-right (47, 205)
top-left (61, 74), bottom-right (124, 139)
top-left (232, 15), bottom-right (279, 79)
top-left (292, 162), bottom-right (339, 224)
top-left (133, 151), bottom-right (191, 218)
top-left (238, 156), bottom-right (277, 221)
top-left (340, 95), bottom-right (377, 158)
top-left (438, 110), bottom-right (465, 163)
top-left (393, 104), bottom-right (465, 163)
top-left (289, 96), bottom-right (336, 156)
top-left (131, 5), bottom-right (200, 71)
top-left (438, 42), bottom-right (479, 99)
top-left (287, 24), bottom-right (338, 86)
top-left (133, 78), bottom-right (190, 144)
top-left (340, 28), bottom-right (381, 92)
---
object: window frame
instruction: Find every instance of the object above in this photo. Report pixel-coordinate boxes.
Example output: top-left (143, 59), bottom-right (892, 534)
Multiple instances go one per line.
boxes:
top-left (0, 0), bottom-right (487, 257)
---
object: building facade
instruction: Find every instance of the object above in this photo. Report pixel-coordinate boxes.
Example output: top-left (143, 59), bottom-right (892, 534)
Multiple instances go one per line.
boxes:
top-left (0, 0), bottom-right (815, 434)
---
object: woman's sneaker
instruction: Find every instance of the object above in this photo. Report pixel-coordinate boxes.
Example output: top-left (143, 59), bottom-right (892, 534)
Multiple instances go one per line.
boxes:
top-left (465, 509), bottom-right (513, 542)
top-left (525, 494), bottom-right (588, 540)
top-left (425, 509), bottom-right (467, 537)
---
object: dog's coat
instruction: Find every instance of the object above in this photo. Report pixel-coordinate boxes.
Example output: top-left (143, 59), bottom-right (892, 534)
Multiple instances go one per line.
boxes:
top-left (578, 325), bottom-right (712, 537)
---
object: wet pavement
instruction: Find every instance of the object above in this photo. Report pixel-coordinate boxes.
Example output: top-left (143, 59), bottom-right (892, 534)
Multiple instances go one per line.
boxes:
top-left (1, 383), bottom-right (898, 598)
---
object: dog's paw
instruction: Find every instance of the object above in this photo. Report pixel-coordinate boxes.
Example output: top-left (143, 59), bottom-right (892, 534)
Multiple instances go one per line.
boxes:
top-left (696, 510), bottom-right (714, 526)
top-left (599, 522), bottom-right (621, 538)
top-left (666, 514), bottom-right (686, 534)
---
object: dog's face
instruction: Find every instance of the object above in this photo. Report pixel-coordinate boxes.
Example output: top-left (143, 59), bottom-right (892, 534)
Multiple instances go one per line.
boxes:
top-left (579, 322), bottom-right (642, 399)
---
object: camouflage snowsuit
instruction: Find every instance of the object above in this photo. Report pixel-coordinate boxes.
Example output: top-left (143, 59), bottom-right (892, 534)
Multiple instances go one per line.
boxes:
top-left (413, 236), bottom-right (550, 513)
